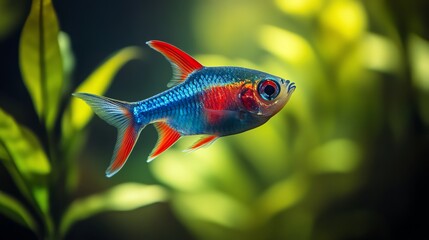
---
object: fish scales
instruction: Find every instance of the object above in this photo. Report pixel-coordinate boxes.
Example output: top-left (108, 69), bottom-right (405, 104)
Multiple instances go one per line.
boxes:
top-left (73, 40), bottom-right (295, 177)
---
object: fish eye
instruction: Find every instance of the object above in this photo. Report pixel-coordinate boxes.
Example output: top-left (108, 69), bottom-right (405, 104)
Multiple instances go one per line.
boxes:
top-left (258, 79), bottom-right (280, 101)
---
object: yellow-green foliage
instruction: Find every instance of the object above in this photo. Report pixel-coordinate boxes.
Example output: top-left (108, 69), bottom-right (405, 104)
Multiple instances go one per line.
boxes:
top-left (0, 0), bottom-right (427, 239)
top-left (0, 1), bottom-right (164, 239)
top-left (148, 0), bottom-right (428, 239)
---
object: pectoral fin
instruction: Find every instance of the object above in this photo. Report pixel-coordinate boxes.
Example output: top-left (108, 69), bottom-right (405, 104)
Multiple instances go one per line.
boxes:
top-left (204, 108), bottom-right (242, 125)
top-left (184, 135), bottom-right (218, 153)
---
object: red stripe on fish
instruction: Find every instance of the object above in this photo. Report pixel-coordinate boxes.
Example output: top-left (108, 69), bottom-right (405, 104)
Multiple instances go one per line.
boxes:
top-left (201, 82), bottom-right (259, 124)
top-left (201, 83), bottom-right (241, 124)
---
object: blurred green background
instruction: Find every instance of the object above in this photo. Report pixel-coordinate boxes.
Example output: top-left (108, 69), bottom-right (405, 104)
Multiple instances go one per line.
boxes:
top-left (0, 0), bottom-right (428, 239)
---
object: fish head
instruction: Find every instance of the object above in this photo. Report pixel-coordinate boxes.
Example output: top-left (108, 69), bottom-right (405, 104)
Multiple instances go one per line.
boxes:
top-left (238, 73), bottom-right (295, 117)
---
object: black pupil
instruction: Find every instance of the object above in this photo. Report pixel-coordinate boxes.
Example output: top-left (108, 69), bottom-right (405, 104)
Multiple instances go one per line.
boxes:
top-left (264, 84), bottom-right (275, 96)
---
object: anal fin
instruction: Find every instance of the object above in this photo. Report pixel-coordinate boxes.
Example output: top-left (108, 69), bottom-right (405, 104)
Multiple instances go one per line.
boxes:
top-left (148, 122), bottom-right (181, 162)
top-left (184, 135), bottom-right (218, 153)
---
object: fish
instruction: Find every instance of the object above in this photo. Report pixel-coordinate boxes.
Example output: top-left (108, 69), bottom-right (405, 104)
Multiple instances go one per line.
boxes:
top-left (73, 40), bottom-right (296, 177)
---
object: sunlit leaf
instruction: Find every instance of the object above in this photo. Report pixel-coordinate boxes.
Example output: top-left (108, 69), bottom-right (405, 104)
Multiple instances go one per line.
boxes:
top-left (409, 34), bottom-right (429, 91)
top-left (232, 123), bottom-right (291, 183)
top-left (318, 0), bottom-right (366, 41)
top-left (363, 33), bottom-right (400, 73)
top-left (257, 174), bottom-right (308, 222)
top-left (0, 109), bottom-right (50, 175)
top-left (275, 0), bottom-right (322, 17)
top-left (0, 108), bottom-right (50, 215)
top-left (151, 149), bottom-right (209, 192)
top-left (195, 54), bottom-right (259, 70)
top-left (60, 183), bottom-right (168, 237)
top-left (0, 142), bottom-right (34, 207)
top-left (0, 191), bottom-right (37, 233)
top-left (173, 191), bottom-right (251, 230)
top-left (409, 34), bottom-right (429, 126)
top-left (61, 46), bottom-right (142, 139)
top-left (308, 139), bottom-right (361, 173)
top-left (19, 0), bottom-right (63, 130)
top-left (192, 0), bottom-right (269, 56)
top-left (0, 109), bottom-right (51, 176)
top-left (259, 25), bottom-right (315, 66)
top-left (58, 31), bottom-right (75, 91)
top-left (151, 140), bottom-right (256, 202)
top-left (317, 0), bottom-right (366, 62)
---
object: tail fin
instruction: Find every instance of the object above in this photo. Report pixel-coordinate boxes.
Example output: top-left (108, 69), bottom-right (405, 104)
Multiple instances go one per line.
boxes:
top-left (72, 93), bottom-right (144, 177)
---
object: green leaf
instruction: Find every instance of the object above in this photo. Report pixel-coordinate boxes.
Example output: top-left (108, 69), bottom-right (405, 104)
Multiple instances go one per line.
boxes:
top-left (0, 191), bottom-right (38, 233)
top-left (256, 174), bottom-right (308, 222)
top-left (61, 46), bottom-right (142, 140)
top-left (409, 34), bottom-right (429, 91)
top-left (308, 139), bottom-right (361, 173)
top-left (60, 183), bottom-right (168, 236)
top-left (0, 142), bottom-right (9, 161)
top-left (150, 141), bottom-right (256, 201)
top-left (0, 108), bottom-right (50, 215)
top-left (0, 142), bottom-right (34, 207)
top-left (173, 191), bottom-right (251, 230)
top-left (58, 31), bottom-right (75, 92)
top-left (259, 25), bottom-right (316, 66)
top-left (363, 33), bottom-right (400, 73)
top-left (0, 114), bottom-right (51, 175)
top-left (19, 0), bottom-right (63, 131)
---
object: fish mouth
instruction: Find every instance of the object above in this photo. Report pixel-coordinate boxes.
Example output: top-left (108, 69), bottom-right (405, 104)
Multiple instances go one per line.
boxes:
top-left (287, 82), bottom-right (296, 93)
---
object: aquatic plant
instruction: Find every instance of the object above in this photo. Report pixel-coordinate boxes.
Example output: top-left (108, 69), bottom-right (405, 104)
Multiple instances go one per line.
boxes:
top-left (0, 0), bottom-right (168, 239)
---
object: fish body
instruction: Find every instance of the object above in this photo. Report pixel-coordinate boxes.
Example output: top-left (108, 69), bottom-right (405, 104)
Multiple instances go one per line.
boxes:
top-left (133, 67), bottom-right (289, 135)
top-left (74, 40), bottom-right (296, 177)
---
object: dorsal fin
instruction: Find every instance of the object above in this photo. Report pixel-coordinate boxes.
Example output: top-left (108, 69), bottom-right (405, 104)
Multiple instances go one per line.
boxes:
top-left (147, 40), bottom-right (204, 87)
